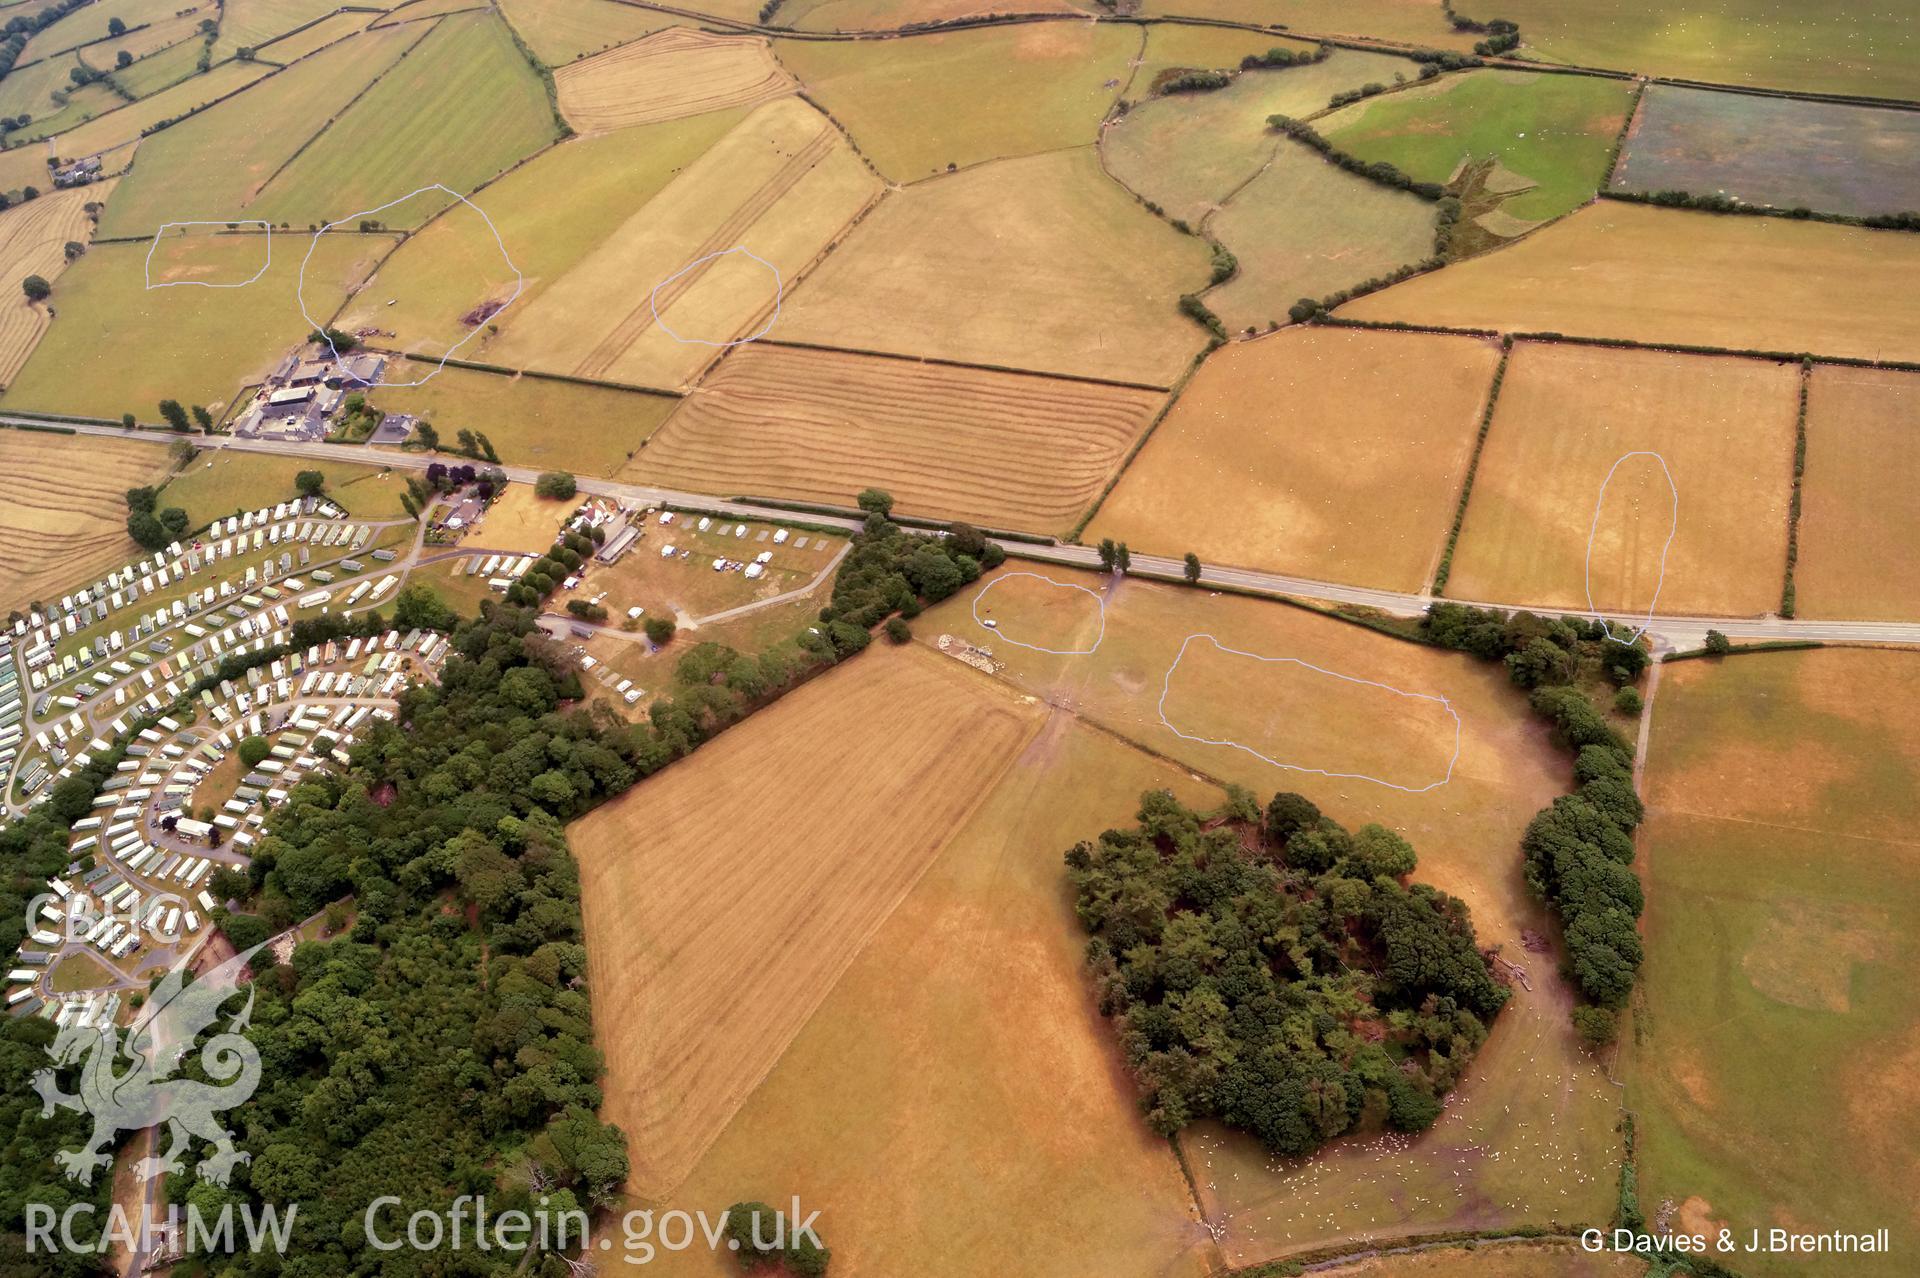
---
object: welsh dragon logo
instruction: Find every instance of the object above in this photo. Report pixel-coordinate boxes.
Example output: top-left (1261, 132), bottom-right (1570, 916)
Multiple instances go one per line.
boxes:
top-left (31, 943), bottom-right (266, 1187)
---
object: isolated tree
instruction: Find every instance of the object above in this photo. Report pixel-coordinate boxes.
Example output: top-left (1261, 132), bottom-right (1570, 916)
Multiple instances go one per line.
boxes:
top-left (393, 582), bottom-right (456, 631)
top-left (107, 16), bottom-right (126, 36)
top-left (643, 615), bottom-right (675, 645)
top-left (121, 412), bottom-right (135, 429)
top-left (474, 431), bottom-right (499, 463)
top-left (1096, 538), bottom-right (1118, 572)
top-left (237, 736), bottom-right (271, 768)
top-left (115, 49), bottom-right (132, 69)
top-left (855, 487), bottom-right (894, 516)
top-left (1613, 687), bottom-right (1643, 716)
top-left (294, 469), bottom-right (325, 497)
top-left (885, 617), bottom-right (912, 644)
top-left (1703, 629), bottom-right (1732, 656)
top-left (157, 399), bottom-right (190, 432)
top-left (62, 240), bottom-right (83, 261)
top-left (191, 404), bottom-right (213, 432)
top-left (1183, 552), bottom-right (1202, 584)
top-left (534, 470), bottom-right (577, 500)
top-left (20, 274), bottom-right (49, 302)
top-left (413, 420), bottom-right (440, 451)
top-left (1115, 542), bottom-right (1132, 573)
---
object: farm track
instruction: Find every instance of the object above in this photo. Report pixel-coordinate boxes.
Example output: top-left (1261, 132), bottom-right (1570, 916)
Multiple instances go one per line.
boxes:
top-left (572, 123), bottom-right (837, 379)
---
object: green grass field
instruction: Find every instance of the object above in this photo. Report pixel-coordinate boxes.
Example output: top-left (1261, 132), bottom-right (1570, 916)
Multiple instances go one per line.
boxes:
top-left (160, 450), bottom-right (413, 527)
top-left (497, 0), bottom-right (668, 65)
top-left (368, 367), bottom-right (678, 476)
top-left (1491, 0), bottom-right (1920, 100)
top-left (211, 0), bottom-right (365, 60)
top-left (1, 232), bottom-right (386, 420)
top-left (1323, 70), bottom-right (1635, 222)
top-left (1632, 648), bottom-right (1920, 1277)
top-left (1102, 48), bottom-right (1419, 227)
top-left (332, 106), bottom-right (746, 354)
top-left (109, 31), bottom-right (214, 98)
top-left (1204, 140), bottom-right (1437, 333)
top-left (1128, 24), bottom-right (1319, 94)
top-left (96, 23), bottom-right (418, 237)
top-left (245, 12), bottom-right (560, 230)
top-left (775, 23), bottom-right (1135, 182)
top-left (17, 0), bottom-right (190, 62)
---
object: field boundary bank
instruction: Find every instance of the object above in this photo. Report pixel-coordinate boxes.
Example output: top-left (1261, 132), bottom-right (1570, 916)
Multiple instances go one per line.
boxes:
top-left (1599, 79), bottom-right (1646, 187)
top-left (1429, 340), bottom-right (1509, 594)
top-left (255, 8), bottom-right (382, 64)
top-left (1780, 362), bottom-right (1810, 617)
top-left (753, 337), bottom-right (1173, 392)
top-left (394, 352), bottom-right (684, 399)
top-left (1598, 188), bottom-right (1920, 235)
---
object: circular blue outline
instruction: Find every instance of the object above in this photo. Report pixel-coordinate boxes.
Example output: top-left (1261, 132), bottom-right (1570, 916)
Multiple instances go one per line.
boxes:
top-left (970, 572), bottom-right (1106, 655)
top-left (1583, 450), bottom-right (1678, 646)
top-left (1157, 633), bottom-right (1462, 794)
top-left (296, 183), bottom-right (524, 390)
top-left (648, 245), bottom-right (782, 347)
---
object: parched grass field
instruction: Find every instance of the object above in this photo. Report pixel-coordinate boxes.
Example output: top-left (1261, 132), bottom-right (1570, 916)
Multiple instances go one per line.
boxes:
top-left (783, 0), bottom-right (1092, 32)
top-left (370, 368), bottom-right (678, 476)
top-left (244, 12), bottom-right (560, 230)
top-left (554, 28), bottom-right (791, 133)
top-left (553, 514), bottom-right (834, 626)
top-left (255, 11), bottom-right (374, 62)
top-left (0, 184), bottom-right (111, 385)
top-left (370, 0), bottom-right (486, 25)
top-left (1485, 0), bottom-right (1920, 101)
top-left (779, 147), bottom-right (1211, 386)
top-left (0, 430), bottom-right (174, 617)
top-left (6, 79), bottom-right (123, 145)
top-left (1342, 202), bottom-right (1920, 363)
top-left (1447, 342), bottom-right (1797, 617)
top-left (210, 0), bottom-right (377, 60)
top-left (32, 56), bottom-right (273, 175)
top-left (1140, 0), bottom-right (1476, 51)
top-left (917, 568), bottom-right (1622, 1265)
top-left (489, 97), bottom-right (879, 390)
top-left (0, 49), bottom-right (83, 120)
top-left (1611, 85), bottom-right (1920, 219)
top-left (1323, 69), bottom-right (1635, 223)
top-left (630, 343), bottom-right (1165, 533)
top-left (18, 0), bottom-right (200, 63)
top-left (159, 451), bottom-right (412, 526)
top-left (1101, 48), bottom-right (1419, 228)
top-left (1631, 648), bottom-right (1920, 1278)
top-left (630, 713), bottom-right (1218, 1277)
top-left (459, 481), bottom-right (570, 554)
top-left (1794, 366), bottom-right (1920, 621)
top-left (2, 232), bottom-right (385, 419)
top-left (1089, 327), bottom-right (1500, 592)
top-left (496, 0), bottom-right (671, 65)
top-left (568, 643), bottom-right (1043, 1199)
top-left (1127, 23), bottom-right (1318, 93)
top-left (1315, 1242), bottom-right (1645, 1277)
top-left (106, 27), bottom-right (213, 97)
top-left (96, 24), bottom-right (419, 237)
top-left (774, 23), bottom-right (1135, 182)
top-left (332, 107), bottom-right (746, 355)
top-left (1203, 141), bottom-right (1437, 334)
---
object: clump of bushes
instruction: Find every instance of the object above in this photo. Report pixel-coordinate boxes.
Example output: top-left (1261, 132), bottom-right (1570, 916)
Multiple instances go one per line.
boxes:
top-left (1160, 69), bottom-right (1230, 94)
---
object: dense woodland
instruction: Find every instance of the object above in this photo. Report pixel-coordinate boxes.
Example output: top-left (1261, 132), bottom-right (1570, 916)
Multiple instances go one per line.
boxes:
top-left (1068, 789), bottom-right (1508, 1156)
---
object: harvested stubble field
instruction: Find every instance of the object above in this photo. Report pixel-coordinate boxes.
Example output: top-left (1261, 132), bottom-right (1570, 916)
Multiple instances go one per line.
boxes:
top-left (0, 184), bottom-right (112, 385)
top-left (779, 147), bottom-right (1211, 386)
top-left (1446, 342), bottom-right (1797, 617)
top-left (628, 714), bottom-right (1218, 1277)
top-left (0, 430), bottom-right (175, 617)
top-left (1611, 85), bottom-right (1920, 219)
top-left (1343, 202), bottom-right (1920, 363)
top-left (1794, 366), bottom-right (1920, 620)
top-left (496, 0), bottom-right (671, 65)
top-left (630, 342), bottom-right (1166, 533)
top-left (489, 97), bottom-right (879, 390)
top-left (1323, 69), bottom-right (1635, 223)
top-left (1203, 141), bottom-right (1437, 334)
top-left (775, 22), bottom-right (1135, 182)
top-left (333, 107), bottom-right (746, 354)
top-left (160, 451), bottom-right (412, 527)
top-left (96, 25), bottom-right (420, 237)
top-left (554, 28), bottom-right (791, 133)
top-left (568, 643), bottom-right (1043, 1199)
top-left (1631, 648), bottom-right (1920, 1278)
top-left (244, 12), bottom-right (559, 231)
top-left (918, 568), bottom-right (1621, 1265)
top-left (1139, 0), bottom-right (1476, 51)
top-left (3, 233), bottom-right (384, 420)
top-left (1484, 0), bottom-right (1920, 101)
top-left (371, 367), bottom-right (677, 477)
top-left (1101, 47), bottom-right (1418, 228)
top-left (1089, 326), bottom-right (1500, 592)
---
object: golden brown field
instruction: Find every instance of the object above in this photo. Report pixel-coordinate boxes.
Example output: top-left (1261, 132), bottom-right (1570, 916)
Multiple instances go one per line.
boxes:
top-left (461, 483), bottom-right (571, 555)
top-left (915, 569), bottom-right (1623, 1266)
top-left (1447, 342), bottom-right (1798, 617)
top-left (0, 430), bottom-right (175, 617)
top-left (1795, 366), bottom-right (1920, 620)
top-left (1343, 202), bottom-right (1920, 362)
top-left (1090, 327), bottom-right (1501, 591)
top-left (630, 342), bottom-right (1165, 532)
top-left (554, 28), bottom-right (792, 133)
top-left (0, 184), bottom-right (111, 385)
top-left (568, 644), bottom-right (1043, 1198)
top-left (489, 97), bottom-right (880, 390)
top-left (778, 147), bottom-right (1212, 386)
top-left (627, 714), bottom-right (1219, 1277)
top-left (1318, 1242), bottom-right (1646, 1277)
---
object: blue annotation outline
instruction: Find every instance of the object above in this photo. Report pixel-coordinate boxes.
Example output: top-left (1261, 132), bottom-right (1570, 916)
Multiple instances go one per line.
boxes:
top-left (650, 246), bottom-right (782, 347)
top-left (297, 183), bottom-right (523, 389)
top-left (1157, 634), bottom-right (1461, 794)
top-left (1583, 450), bottom-right (1677, 646)
top-left (970, 572), bottom-right (1106, 655)
top-left (144, 221), bottom-right (272, 290)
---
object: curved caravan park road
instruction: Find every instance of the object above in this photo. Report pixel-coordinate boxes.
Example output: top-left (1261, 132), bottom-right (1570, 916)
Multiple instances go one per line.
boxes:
top-left (15, 416), bottom-right (1920, 654)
